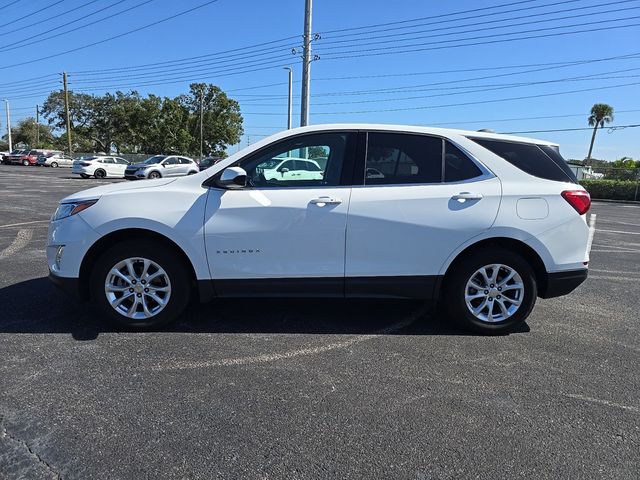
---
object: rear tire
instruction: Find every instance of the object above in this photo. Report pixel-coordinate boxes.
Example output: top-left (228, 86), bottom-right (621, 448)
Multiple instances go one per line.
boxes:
top-left (443, 248), bottom-right (537, 334)
top-left (90, 240), bottom-right (192, 330)
top-left (22, 160), bottom-right (29, 166)
top-left (51, 161), bottom-right (58, 168)
top-left (94, 169), bottom-right (106, 179)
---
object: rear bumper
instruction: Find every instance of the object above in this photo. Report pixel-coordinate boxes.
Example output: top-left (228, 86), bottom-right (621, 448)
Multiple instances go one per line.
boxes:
top-left (48, 270), bottom-right (83, 301)
top-left (539, 268), bottom-right (588, 299)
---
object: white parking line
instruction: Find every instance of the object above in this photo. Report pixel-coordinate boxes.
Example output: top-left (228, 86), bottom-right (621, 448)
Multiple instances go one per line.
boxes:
top-left (0, 220), bottom-right (50, 228)
top-left (152, 308), bottom-right (424, 372)
top-left (0, 229), bottom-right (33, 259)
top-left (564, 393), bottom-right (639, 413)
top-left (596, 229), bottom-right (640, 235)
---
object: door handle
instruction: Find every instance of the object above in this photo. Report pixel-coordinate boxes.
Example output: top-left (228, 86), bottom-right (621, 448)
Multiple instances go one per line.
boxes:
top-left (310, 196), bottom-right (342, 206)
top-left (452, 192), bottom-right (483, 202)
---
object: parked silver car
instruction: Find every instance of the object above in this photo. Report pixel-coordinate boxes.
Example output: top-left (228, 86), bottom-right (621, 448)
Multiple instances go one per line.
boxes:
top-left (37, 153), bottom-right (74, 168)
top-left (124, 155), bottom-right (199, 180)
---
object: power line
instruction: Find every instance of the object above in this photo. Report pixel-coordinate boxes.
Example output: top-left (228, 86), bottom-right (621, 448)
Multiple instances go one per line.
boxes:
top-left (0, 0), bottom-right (104, 40)
top-left (0, 1), bottom-right (24, 12)
top-left (318, 20), bottom-right (640, 61)
top-left (70, 35), bottom-right (299, 75)
top-left (238, 81), bottom-right (640, 115)
top-left (319, 0), bottom-right (543, 34)
top-left (0, 0), bottom-right (150, 53)
top-left (318, 2), bottom-right (640, 50)
top-left (0, 0), bottom-right (221, 70)
top-left (502, 124), bottom-right (640, 134)
top-left (0, 0), bottom-right (64, 29)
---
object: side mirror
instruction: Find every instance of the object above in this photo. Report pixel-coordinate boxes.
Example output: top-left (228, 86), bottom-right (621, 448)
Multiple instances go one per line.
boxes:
top-left (279, 167), bottom-right (289, 176)
top-left (218, 166), bottom-right (247, 189)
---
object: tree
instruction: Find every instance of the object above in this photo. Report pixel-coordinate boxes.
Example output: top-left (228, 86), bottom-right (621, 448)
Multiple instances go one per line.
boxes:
top-left (179, 83), bottom-right (244, 156)
top-left (586, 103), bottom-right (614, 163)
top-left (4, 117), bottom-right (55, 148)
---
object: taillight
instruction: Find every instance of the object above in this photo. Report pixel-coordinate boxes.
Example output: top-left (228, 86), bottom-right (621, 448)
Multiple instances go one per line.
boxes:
top-left (561, 190), bottom-right (591, 215)
top-left (80, 162), bottom-right (90, 166)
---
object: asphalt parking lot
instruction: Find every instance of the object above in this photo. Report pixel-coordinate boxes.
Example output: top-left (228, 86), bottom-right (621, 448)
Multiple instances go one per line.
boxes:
top-left (0, 165), bottom-right (638, 479)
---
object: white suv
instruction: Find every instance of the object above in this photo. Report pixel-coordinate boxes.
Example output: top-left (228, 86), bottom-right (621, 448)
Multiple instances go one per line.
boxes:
top-left (48, 124), bottom-right (593, 333)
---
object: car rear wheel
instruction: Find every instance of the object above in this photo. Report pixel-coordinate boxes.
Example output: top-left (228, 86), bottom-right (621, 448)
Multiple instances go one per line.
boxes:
top-left (51, 161), bottom-right (58, 168)
top-left (443, 248), bottom-right (537, 334)
top-left (149, 171), bottom-right (161, 179)
top-left (22, 160), bottom-right (29, 166)
top-left (94, 169), bottom-right (106, 179)
top-left (90, 240), bottom-right (191, 330)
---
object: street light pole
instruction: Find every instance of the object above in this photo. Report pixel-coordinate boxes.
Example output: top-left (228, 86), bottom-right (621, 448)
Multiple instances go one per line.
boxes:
top-left (284, 67), bottom-right (293, 130)
top-left (4, 100), bottom-right (12, 152)
top-left (36, 105), bottom-right (40, 146)
top-left (199, 87), bottom-right (204, 160)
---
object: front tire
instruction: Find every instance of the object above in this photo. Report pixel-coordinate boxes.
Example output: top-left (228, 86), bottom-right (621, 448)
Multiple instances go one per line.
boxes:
top-left (22, 160), bottom-right (29, 166)
top-left (148, 171), bottom-right (161, 179)
top-left (51, 161), bottom-right (58, 168)
top-left (443, 248), bottom-right (537, 334)
top-left (90, 240), bottom-right (191, 330)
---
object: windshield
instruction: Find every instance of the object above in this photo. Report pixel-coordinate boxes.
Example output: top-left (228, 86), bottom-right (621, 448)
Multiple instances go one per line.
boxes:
top-left (143, 155), bottom-right (167, 164)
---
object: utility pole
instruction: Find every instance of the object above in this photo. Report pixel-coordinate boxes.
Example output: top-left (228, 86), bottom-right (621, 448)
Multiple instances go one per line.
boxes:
top-left (36, 105), bottom-right (40, 146)
top-left (4, 100), bottom-right (12, 152)
top-left (284, 67), bottom-right (293, 130)
top-left (63, 72), bottom-right (72, 156)
top-left (199, 87), bottom-right (204, 160)
top-left (300, 0), bottom-right (312, 127)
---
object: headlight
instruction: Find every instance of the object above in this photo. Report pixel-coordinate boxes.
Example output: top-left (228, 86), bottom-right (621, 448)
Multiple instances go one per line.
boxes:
top-left (52, 199), bottom-right (98, 221)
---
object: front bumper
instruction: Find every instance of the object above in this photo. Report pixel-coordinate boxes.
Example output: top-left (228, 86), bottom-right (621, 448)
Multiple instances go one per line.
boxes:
top-left (539, 268), bottom-right (588, 299)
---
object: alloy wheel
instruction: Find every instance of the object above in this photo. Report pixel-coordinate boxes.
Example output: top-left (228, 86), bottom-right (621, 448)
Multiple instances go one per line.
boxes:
top-left (104, 257), bottom-right (172, 320)
top-left (464, 264), bottom-right (524, 323)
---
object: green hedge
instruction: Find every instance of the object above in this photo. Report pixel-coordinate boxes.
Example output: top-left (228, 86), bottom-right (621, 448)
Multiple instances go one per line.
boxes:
top-left (580, 179), bottom-right (640, 201)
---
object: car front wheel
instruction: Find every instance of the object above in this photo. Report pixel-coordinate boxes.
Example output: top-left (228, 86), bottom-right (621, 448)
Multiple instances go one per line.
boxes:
top-left (444, 248), bottom-right (537, 334)
top-left (22, 160), bottom-right (29, 166)
top-left (90, 241), bottom-right (191, 330)
top-left (148, 171), bottom-right (161, 179)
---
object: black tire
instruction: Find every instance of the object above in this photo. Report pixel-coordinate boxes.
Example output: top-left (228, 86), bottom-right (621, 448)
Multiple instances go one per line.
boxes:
top-left (50, 161), bottom-right (58, 168)
top-left (443, 248), bottom-right (537, 334)
top-left (80, 173), bottom-right (90, 179)
top-left (22, 160), bottom-right (29, 166)
top-left (148, 171), bottom-right (161, 179)
top-left (90, 240), bottom-right (192, 330)
top-left (94, 169), bottom-right (106, 179)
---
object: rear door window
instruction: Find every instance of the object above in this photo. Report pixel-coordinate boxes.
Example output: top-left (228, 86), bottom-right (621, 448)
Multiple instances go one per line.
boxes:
top-left (444, 142), bottom-right (483, 182)
top-left (469, 138), bottom-right (576, 183)
top-left (365, 132), bottom-right (442, 185)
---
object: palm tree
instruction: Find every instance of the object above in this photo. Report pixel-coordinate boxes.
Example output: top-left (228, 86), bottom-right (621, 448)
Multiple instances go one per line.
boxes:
top-left (586, 103), bottom-right (614, 163)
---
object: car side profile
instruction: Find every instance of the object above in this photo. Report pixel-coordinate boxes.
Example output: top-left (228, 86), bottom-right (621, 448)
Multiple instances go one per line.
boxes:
top-left (124, 155), bottom-right (198, 180)
top-left (48, 124), bottom-right (593, 333)
top-left (38, 153), bottom-right (74, 168)
top-left (72, 156), bottom-right (130, 178)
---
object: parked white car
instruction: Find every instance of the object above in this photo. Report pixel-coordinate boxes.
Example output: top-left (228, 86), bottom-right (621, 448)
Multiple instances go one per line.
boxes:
top-left (124, 155), bottom-right (198, 180)
top-left (48, 124), bottom-right (593, 333)
top-left (256, 157), bottom-right (324, 182)
top-left (72, 156), bottom-right (130, 178)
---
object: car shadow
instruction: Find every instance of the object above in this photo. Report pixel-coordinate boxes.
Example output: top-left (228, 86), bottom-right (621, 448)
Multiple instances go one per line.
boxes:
top-left (0, 277), bottom-right (529, 341)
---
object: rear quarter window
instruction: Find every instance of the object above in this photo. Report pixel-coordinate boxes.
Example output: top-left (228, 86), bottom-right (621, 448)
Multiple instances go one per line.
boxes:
top-left (469, 138), bottom-right (576, 183)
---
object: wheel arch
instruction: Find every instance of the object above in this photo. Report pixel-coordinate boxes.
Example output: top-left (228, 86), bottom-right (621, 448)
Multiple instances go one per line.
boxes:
top-left (438, 237), bottom-right (548, 299)
top-left (78, 228), bottom-right (213, 302)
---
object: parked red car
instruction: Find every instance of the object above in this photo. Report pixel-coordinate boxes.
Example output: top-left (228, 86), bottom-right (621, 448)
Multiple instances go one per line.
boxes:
top-left (2, 149), bottom-right (57, 166)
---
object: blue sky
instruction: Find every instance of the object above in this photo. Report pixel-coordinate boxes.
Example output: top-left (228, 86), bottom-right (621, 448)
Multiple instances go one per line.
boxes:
top-left (0, 0), bottom-right (638, 160)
